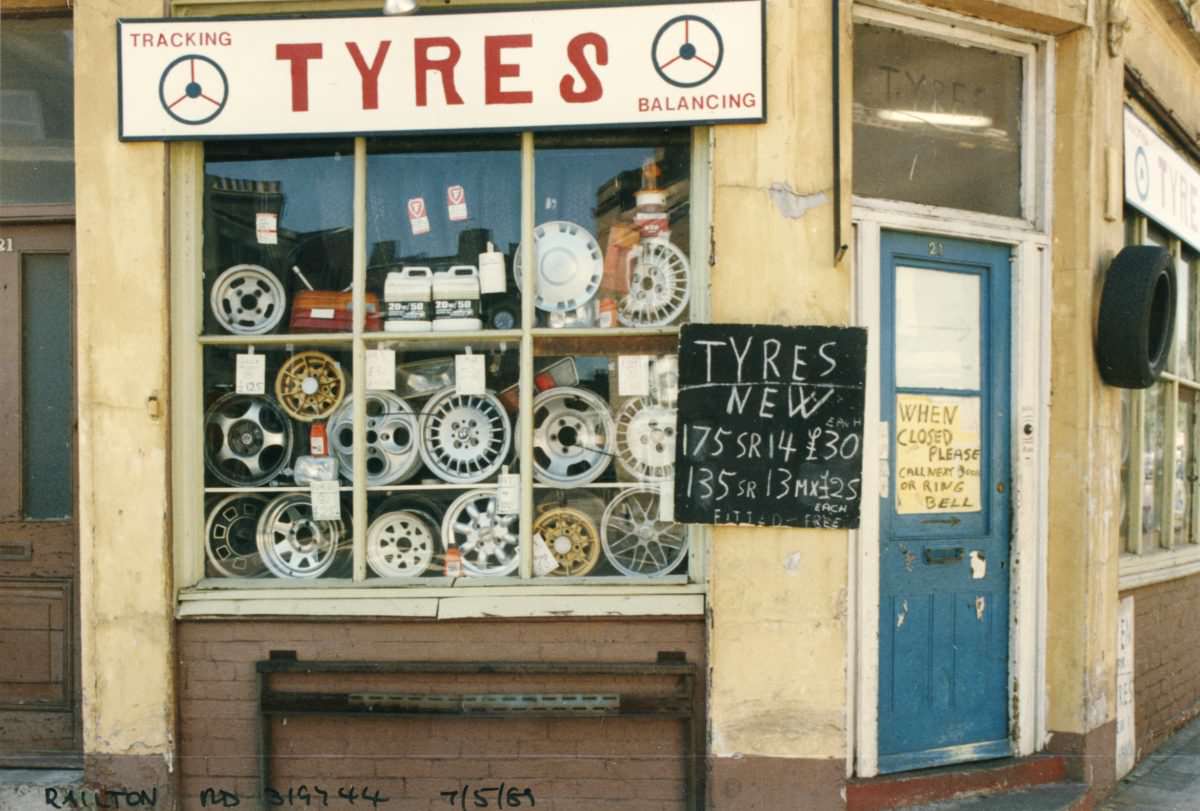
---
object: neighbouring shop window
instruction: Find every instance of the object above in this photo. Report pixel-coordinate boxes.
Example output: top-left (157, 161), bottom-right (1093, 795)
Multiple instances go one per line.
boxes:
top-left (0, 16), bottom-right (75, 206)
top-left (1123, 210), bottom-right (1200, 555)
top-left (852, 22), bottom-right (1024, 217)
top-left (194, 130), bottom-right (703, 583)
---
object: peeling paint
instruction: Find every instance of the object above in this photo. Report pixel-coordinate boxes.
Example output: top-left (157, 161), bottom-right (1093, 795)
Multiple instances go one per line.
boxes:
top-left (767, 181), bottom-right (828, 219)
top-left (970, 550), bottom-right (987, 579)
top-left (976, 595), bottom-right (986, 621)
top-left (897, 599), bottom-right (909, 628)
top-left (783, 551), bottom-right (803, 573)
top-left (899, 544), bottom-right (916, 572)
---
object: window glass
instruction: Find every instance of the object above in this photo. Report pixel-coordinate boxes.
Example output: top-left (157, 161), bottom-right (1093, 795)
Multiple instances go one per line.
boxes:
top-left (0, 17), bottom-right (74, 206)
top-left (22, 254), bottom-right (73, 520)
top-left (197, 132), bottom-right (697, 583)
top-left (894, 267), bottom-right (980, 390)
top-left (1143, 382), bottom-right (1166, 547)
top-left (1121, 391), bottom-right (1131, 547)
top-left (1175, 250), bottom-right (1194, 378)
top-left (1175, 390), bottom-right (1195, 546)
top-left (853, 23), bottom-right (1023, 217)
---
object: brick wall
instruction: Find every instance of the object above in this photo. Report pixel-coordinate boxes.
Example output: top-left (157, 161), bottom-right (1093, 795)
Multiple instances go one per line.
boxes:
top-left (1125, 573), bottom-right (1200, 763)
top-left (177, 618), bottom-right (704, 811)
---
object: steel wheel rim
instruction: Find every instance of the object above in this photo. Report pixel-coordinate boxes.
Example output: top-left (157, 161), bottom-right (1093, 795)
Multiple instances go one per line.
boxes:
top-left (275, 350), bottom-right (347, 422)
top-left (419, 388), bottom-right (511, 484)
top-left (328, 392), bottom-right (421, 485)
top-left (441, 490), bottom-right (519, 576)
top-left (615, 398), bottom-right (676, 482)
top-left (367, 510), bottom-right (436, 577)
top-left (209, 264), bottom-right (287, 335)
top-left (256, 494), bottom-right (348, 579)
top-left (205, 494), bottom-right (270, 577)
top-left (618, 238), bottom-right (690, 327)
top-left (531, 387), bottom-right (615, 486)
top-left (534, 506), bottom-right (601, 576)
top-left (600, 487), bottom-right (687, 577)
top-left (204, 392), bottom-right (294, 486)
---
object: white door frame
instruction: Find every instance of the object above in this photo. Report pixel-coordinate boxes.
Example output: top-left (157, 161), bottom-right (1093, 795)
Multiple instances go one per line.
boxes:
top-left (849, 202), bottom-right (1052, 777)
top-left (846, 1), bottom-right (1055, 777)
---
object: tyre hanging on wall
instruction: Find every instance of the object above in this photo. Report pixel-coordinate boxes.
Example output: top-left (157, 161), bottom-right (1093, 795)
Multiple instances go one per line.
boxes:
top-left (1096, 245), bottom-right (1176, 388)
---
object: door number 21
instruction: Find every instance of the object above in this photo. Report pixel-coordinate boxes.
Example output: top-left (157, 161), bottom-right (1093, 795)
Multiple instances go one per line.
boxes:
top-left (0, 237), bottom-right (13, 253)
top-left (928, 241), bottom-right (944, 256)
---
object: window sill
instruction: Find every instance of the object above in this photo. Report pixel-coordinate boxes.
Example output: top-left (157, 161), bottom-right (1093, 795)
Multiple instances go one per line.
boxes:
top-left (176, 581), bottom-right (706, 619)
top-left (1119, 545), bottom-right (1200, 591)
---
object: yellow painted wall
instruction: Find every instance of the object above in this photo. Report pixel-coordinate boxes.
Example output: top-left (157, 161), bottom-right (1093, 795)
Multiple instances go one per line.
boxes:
top-left (75, 0), bottom-right (177, 761)
top-left (707, 0), bottom-right (852, 759)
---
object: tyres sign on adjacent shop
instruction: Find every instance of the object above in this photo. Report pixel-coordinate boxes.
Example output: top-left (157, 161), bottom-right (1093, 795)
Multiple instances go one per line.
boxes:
top-left (117, 0), bottom-right (765, 140)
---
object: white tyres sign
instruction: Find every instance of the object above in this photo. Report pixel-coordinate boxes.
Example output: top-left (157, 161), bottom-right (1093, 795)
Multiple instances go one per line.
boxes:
top-left (1125, 107), bottom-right (1200, 253)
top-left (118, 1), bottom-right (765, 140)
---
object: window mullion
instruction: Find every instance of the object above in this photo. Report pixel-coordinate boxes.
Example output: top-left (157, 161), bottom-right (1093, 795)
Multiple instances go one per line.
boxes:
top-left (351, 136), bottom-right (368, 583)
top-left (1165, 380), bottom-right (1179, 550)
top-left (518, 132), bottom-right (535, 580)
top-left (1129, 390), bottom-right (1145, 555)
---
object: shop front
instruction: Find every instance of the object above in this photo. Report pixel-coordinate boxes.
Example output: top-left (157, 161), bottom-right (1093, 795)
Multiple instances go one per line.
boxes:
top-left (40, 0), bottom-right (1200, 808)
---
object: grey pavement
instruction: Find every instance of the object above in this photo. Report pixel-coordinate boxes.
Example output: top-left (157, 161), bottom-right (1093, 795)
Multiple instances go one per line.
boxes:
top-left (1102, 714), bottom-right (1200, 810)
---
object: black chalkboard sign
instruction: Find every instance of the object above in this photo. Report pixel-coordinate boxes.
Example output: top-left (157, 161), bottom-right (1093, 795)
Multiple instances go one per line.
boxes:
top-left (673, 324), bottom-right (867, 528)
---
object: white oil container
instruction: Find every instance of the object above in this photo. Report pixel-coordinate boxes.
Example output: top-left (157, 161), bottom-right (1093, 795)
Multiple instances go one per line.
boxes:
top-left (384, 266), bottom-right (433, 332)
top-left (432, 265), bottom-right (482, 331)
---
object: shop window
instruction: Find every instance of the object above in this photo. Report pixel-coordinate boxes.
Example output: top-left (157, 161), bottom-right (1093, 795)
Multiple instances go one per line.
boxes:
top-left (852, 21), bottom-right (1024, 218)
top-left (1123, 210), bottom-right (1200, 556)
top-left (0, 16), bottom-right (74, 206)
top-left (190, 130), bottom-right (705, 585)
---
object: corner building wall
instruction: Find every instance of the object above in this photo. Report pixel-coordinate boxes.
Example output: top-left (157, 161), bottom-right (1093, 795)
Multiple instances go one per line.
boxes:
top-left (177, 618), bottom-right (703, 810)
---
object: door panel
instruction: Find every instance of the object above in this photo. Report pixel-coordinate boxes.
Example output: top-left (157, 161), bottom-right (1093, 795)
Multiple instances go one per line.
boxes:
top-left (878, 230), bottom-right (1011, 773)
top-left (0, 224), bottom-right (80, 767)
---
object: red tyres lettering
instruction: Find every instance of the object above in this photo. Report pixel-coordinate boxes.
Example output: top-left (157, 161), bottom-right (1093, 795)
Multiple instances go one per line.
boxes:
top-left (559, 32), bottom-right (607, 103)
top-left (276, 43), bottom-right (323, 112)
top-left (484, 34), bottom-right (533, 105)
top-left (345, 41), bottom-right (391, 110)
top-left (414, 37), bottom-right (464, 106)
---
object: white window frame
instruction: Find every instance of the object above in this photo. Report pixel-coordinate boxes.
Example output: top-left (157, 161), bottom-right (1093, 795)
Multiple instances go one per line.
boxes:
top-left (169, 127), bottom-right (714, 619)
top-left (1119, 209), bottom-right (1200, 591)
top-left (847, 0), bottom-right (1054, 778)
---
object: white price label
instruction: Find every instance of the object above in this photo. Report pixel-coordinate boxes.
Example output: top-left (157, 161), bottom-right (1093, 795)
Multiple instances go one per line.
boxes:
top-left (658, 477), bottom-right (676, 523)
top-left (618, 355), bottom-right (651, 396)
top-left (309, 308), bottom-right (335, 319)
top-left (455, 353), bottom-right (487, 395)
top-left (532, 533), bottom-right (560, 577)
top-left (365, 349), bottom-right (396, 390)
top-left (235, 352), bottom-right (266, 395)
top-left (255, 212), bottom-right (278, 245)
top-left (497, 472), bottom-right (520, 515)
top-left (309, 480), bottom-right (342, 521)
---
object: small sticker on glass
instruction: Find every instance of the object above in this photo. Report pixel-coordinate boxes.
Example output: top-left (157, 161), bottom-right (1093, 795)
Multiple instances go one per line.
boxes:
top-left (309, 480), bottom-right (341, 521)
top-left (619, 355), bottom-right (651, 396)
top-left (365, 349), bottom-right (396, 390)
top-left (497, 472), bottom-right (520, 514)
top-left (255, 212), bottom-right (278, 245)
top-left (455, 353), bottom-right (487, 395)
top-left (408, 197), bottom-right (430, 236)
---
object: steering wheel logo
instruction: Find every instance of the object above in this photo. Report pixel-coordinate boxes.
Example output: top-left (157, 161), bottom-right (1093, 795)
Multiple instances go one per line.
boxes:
top-left (159, 54), bottom-right (229, 125)
top-left (651, 15), bottom-right (724, 88)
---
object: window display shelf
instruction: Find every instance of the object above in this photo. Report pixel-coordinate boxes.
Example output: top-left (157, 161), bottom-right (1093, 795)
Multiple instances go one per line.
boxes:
top-left (366, 484), bottom-right (496, 492)
top-left (204, 486), bottom-right (352, 494)
top-left (363, 330), bottom-right (521, 351)
top-left (199, 332), bottom-right (353, 347)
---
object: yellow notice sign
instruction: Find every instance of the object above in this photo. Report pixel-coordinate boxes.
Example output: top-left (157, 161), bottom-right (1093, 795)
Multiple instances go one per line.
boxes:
top-left (895, 394), bottom-right (982, 514)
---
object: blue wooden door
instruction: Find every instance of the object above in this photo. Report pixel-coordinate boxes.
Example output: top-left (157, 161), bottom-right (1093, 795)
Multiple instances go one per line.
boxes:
top-left (878, 231), bottom-right (1012, 773)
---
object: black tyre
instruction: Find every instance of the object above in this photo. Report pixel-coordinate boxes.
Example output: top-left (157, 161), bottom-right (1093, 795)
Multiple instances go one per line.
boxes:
top-left (1096, 245), bottom-right (1176, 388)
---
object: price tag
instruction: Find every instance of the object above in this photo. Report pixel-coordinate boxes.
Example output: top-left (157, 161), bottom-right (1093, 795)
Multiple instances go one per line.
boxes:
top-left (532, 533), bottom-right (560, 577)
top-left (658, 477), bottom-right (676, 523)
top-left (310, 308), bottom-right (335, 320)
top-left (618, 355), bottom-right (651, 396)
top-left (407, 197), bottom-right (430, 235)
top-left (255, 212), bottom-right (278, 245)
top-left (497, 472), bottom-right (520, 514)
top-left (309, 480), bottom-right (341, 521)
top-left (365, 349), bottom-right (396, 390)
top-left (455, 353), bottom-right (486, 395)
top-left (235, 352), bottom-right (266, 395)
top-left (447, 185), bottom-right (469, 222)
